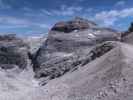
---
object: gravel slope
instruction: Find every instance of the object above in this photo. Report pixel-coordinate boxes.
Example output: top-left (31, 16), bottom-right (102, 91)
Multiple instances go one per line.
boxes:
top-left (1, 42), bottom-right (133, 100)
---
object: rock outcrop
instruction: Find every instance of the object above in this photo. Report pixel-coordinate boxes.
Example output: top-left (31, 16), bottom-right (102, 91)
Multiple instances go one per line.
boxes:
top-left (32, 17), bottom-right (120, 84)
top-left (35, 42), bottom-right (115, 80)
top-left (0, 34), bottom-right (29, 70)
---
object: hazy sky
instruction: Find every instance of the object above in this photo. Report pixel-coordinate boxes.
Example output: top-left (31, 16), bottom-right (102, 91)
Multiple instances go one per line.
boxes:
top-left (0, 0), bottom-right (133, 36)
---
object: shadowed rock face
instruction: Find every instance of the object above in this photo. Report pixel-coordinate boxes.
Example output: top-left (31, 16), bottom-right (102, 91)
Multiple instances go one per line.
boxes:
top-left (32, 17), bottom-right (120, 84)
top-left (0, 34), bottom-right (29, 70)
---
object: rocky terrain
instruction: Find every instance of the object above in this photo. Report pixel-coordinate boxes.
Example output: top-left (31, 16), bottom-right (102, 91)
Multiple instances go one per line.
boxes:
top-left (0, 34), bottom-right (29, 70)
top-left (0, 17), bottom-right (133, 100)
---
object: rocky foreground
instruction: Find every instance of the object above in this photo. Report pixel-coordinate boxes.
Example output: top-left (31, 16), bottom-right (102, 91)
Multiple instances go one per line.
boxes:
top-left (0, 17), bottom-right (133, 100)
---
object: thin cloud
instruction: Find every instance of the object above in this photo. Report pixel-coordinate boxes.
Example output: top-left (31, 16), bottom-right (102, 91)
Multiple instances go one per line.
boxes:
top-left (22, 7), bottom-right (33, 12)
top-left (0, 0), bottom-right (11, 9)
top-left (94, 8), bottom-right (133, 26)
top-left (41, 9), bottom-right (53, 16)
top-left (0, 16), bottom-right (50, 29)
top-left (78, 0), bottom-right (86, 2)
top-left (86, 8), bottom-right (93, 12)
top-left (115, 0), bottom-right (125, 7)
top-left (51, 5), bottom-right (83, 16)
top-left (24, 5), bottom-right (83, 17)
top-left (35, 23), bottom-right (51, 29)
top-left (0, 16), bottom-right (30, 26)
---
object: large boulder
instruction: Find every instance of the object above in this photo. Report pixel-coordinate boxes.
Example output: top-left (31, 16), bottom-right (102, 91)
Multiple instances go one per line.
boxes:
top-left (33, 17), bottom-right (120, 83)
top-left (0, 34), bottom-right (29, 70)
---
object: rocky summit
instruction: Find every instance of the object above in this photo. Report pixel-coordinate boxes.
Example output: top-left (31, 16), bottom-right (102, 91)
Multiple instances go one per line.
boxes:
top-left (51, 17), bottom-right (97, 33)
